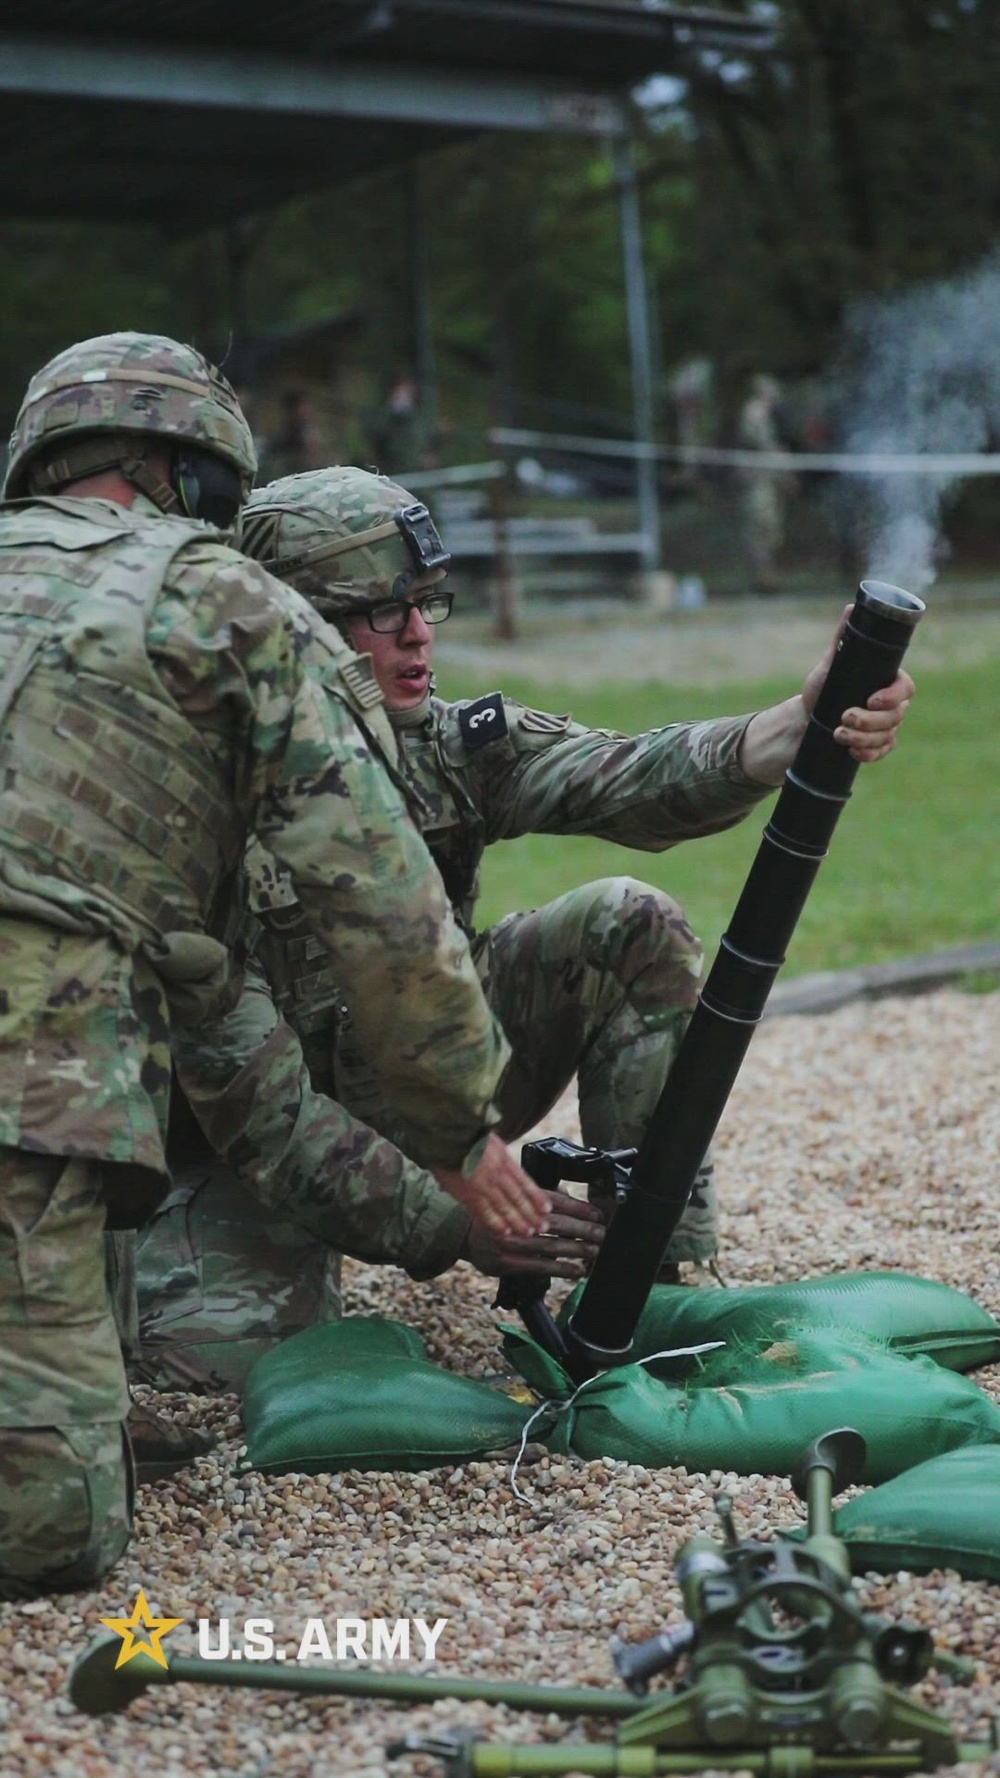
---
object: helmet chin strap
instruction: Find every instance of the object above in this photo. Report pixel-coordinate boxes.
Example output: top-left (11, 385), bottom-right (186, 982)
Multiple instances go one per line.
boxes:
top-left (118, 445), bottom-right (181, 515)
top-left (28, 433), bottom-right (180, 514)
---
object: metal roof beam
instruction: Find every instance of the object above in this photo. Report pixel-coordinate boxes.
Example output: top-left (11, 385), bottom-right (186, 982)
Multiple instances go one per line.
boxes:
top-left (0, 35), bottom-right (630, 135)
top-left (385, 0), bottom-right (774, 50)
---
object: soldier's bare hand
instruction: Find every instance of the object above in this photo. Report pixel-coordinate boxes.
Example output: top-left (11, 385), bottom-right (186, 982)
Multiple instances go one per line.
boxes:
top-left (832, 668), bottom-right (914, 762)
top-left (463, 1190), bottom-right (606, 1280)
top-left (801, 605), bottom-right (915, 763)
top-left (433, 1132), bottom-right (551, 1237)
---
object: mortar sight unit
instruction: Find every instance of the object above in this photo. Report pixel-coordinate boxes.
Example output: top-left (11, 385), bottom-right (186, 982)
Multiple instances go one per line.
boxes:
top-left (388, 1430), bottom-right (988, 1777)
top-left (69, 1430), bottom-right (995, 1776)
top-left (500, 581), bottom-right (925, 1379)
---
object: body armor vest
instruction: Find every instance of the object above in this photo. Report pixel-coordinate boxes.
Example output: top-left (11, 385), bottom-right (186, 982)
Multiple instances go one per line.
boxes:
top-left (246, 841), bottom-right (343, 1093)
top-left (255, 910), bottom-right (342, 1036)
top-left (0, 498), bottom-right (244, 949)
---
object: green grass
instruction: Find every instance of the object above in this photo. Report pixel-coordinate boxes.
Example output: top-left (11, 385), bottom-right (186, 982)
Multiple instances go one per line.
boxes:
top-left (433, 659), bottom-right (1000, 977)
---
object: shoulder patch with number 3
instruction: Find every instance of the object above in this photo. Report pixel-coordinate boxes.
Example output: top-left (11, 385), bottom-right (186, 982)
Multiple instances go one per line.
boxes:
top-left (459, 692), bottom-right (508, 753)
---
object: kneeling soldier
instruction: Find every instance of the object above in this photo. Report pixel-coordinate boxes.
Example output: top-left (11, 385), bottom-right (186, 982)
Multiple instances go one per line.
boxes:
top-left (0, 350), bottom-right (551, 1598)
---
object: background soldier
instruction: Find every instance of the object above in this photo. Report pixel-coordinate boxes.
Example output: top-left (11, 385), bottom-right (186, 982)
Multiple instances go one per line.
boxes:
top-left (134, 466), bottom-right (912, 1392)
top-left (737, 372), bottom-right (793, 594)
top-left (0, 337), bottom-right (548, 1599)
top-left (257, 389), bottom-right (324, 482)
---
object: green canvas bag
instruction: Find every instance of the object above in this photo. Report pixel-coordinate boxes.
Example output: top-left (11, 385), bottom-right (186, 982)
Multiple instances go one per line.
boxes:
top-left (558, 1272), bottom-right (1000, 1376)
top-left (243, 1316), bottom-right (533, 1474)
top-left (829, 1445), bottom-right (1000, 1581)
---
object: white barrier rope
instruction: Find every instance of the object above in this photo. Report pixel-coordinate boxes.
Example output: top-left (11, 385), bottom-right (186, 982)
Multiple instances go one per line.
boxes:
top-left (508, 1340), bottom-right (725, 1506)
top-left (490, 426), bottom-right (1000, 476)
top-left (400, 460), bottom-right (506, 491)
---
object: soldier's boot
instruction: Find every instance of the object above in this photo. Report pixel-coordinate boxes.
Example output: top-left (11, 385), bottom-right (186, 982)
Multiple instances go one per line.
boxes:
top-left (126, 1398), bottom-right (216, 1483)
top-left (654, 1158), bottom-right (722, 1283)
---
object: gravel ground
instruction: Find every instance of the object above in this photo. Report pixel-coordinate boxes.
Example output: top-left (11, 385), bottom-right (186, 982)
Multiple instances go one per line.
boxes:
top-left (1, 987), bottom-right (997, 1778)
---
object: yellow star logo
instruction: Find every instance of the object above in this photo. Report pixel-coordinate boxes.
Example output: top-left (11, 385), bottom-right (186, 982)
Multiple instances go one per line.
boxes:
top-left (100, 1588), bottom-right (184, 1670)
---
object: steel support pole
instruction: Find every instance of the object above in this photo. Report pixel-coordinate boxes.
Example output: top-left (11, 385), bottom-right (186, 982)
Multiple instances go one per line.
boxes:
top-left (224, 222), bottom-right (252, 345)
top-left (613, 133), bottom-right (660, 574)
top-left (404, 159), bottom-right (437, 436)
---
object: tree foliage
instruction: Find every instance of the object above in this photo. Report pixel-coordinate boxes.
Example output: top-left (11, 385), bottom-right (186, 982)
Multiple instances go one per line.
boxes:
top-left (1, 2), bottom-right (999, 436)
top-left (679, 0), bottom-right (1000, 375)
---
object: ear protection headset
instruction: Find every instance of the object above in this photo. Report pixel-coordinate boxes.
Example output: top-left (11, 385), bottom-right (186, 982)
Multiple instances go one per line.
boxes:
top-left (172, 444), bottom-right (245, 530)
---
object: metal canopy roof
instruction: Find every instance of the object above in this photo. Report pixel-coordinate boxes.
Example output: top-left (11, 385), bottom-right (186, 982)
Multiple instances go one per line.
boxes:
top-left (0, 2), bottom-right (770, 231)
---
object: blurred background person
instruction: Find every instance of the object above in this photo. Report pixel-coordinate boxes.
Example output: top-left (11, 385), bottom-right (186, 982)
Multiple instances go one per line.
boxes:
top-left (369, 370), bottom-right (431, 477)
top-left (737, 373), bottom-right (794, 595)
top-left (258, 389), bottom-right (324, 481)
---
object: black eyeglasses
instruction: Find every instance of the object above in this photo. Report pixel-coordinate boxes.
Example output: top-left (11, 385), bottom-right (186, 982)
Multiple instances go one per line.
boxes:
top-left (359, 589), bottom-right (454, 633)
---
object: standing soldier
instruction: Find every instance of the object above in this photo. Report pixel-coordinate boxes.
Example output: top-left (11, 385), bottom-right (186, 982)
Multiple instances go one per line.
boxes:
top-left (0, 336), bottom-right (548, 1599)
top-left (133, 466), bottom-right (912, 1390)
top-left (737, 373), bottom-right (791, 594)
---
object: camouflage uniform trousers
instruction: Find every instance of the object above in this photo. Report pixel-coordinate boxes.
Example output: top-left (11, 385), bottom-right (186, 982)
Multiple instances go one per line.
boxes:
top-left (134, 876), bottom-right (716, 1394)
top-left (0, 1150), bottom-right (132, 1599)
top-left (132, 1161), bottom-right (342, 1394)
top-left (740, 473), bottom-right (786, 590)
top-left (325, 875), bottom-right (717, 1264)
top-left (474, 875), bottom-right (717, 1255)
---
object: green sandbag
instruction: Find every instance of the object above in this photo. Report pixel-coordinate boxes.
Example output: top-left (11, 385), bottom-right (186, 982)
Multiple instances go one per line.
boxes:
top-left (243, 1315), bottom-right (533, 1474)
top-left (503, 1329), bottom-right (1000, 1483)
top-left (557, 1271), bottom-right (1000, 1375)
top-left (829, 1445), bottom-right (1000, 1582)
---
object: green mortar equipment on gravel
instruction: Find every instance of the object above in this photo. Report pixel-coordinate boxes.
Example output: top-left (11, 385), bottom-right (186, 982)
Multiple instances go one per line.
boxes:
top-left (69, 1429), bottom-right (997, 1775)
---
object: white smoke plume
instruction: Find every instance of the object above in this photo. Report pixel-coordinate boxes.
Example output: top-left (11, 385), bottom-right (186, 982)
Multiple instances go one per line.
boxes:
top-left (833, 251), bottom-right (1000, 594)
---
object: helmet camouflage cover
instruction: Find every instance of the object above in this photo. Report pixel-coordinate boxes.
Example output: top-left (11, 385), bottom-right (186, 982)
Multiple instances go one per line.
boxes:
top-left (4, 330), bottom-right (257, 501)
top-left (239, 466), bottom-right (450, 619)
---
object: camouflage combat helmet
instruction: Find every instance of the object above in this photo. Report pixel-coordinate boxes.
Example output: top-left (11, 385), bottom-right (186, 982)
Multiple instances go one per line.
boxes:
top-left (240, 465), bottom-right (450, 620)
top-left (4, 331), bottom-right (257, 528)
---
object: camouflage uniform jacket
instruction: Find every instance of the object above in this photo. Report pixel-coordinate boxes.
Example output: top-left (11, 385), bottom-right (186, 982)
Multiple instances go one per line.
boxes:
top-left (0, 497), bottom-right (508, 1217)
top-left (171, 935), bottom-right (473, 1279)
top-left (402, 692), bottom-right (773, 936)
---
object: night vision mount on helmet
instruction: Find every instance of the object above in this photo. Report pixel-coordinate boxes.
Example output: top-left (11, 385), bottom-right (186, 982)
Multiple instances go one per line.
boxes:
top-left (4, 331), bottom-right (257, 530)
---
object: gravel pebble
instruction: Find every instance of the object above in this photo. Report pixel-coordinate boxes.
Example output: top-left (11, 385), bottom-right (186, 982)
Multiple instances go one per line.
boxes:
top-left (1, 987), bottom-right (997, 1776)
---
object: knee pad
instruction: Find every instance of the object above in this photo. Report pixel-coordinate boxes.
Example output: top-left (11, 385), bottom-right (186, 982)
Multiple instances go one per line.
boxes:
top-left (0, 1421), bottom-right (132, 1600)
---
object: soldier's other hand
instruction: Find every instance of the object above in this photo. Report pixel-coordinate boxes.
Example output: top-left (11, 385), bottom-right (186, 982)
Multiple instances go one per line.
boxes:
top-left (433, 1132), bottom-right (551, 1238)
top-left (462, 1189), bottom-right (606, 1280)
top-left (801, 605), bottom-right (915, 764)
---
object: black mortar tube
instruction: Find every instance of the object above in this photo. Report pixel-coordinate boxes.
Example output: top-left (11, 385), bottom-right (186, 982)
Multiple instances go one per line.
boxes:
top-left (564, 581), bottom-right (924, 1377)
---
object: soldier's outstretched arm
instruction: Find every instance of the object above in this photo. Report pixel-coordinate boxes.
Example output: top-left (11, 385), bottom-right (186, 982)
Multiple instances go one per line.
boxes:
top-left (451, 608), bottom-right (913, 854)
top-left (453, 697), bottom-right (773, 854)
